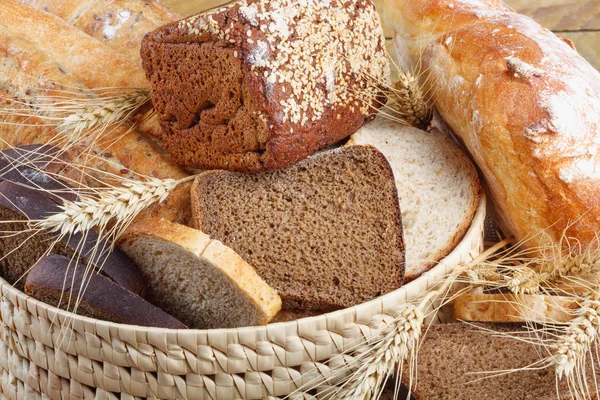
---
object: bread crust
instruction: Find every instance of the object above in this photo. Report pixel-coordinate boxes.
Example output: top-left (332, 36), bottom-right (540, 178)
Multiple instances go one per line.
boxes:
top-left (386, 0), bottom-right (600, 251)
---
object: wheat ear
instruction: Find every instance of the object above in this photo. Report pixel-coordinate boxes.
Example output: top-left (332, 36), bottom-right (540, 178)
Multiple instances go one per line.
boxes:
top-left (55, 89), bottom-right (150, 142)
top-left (34, 175), bottom-right (194, 242)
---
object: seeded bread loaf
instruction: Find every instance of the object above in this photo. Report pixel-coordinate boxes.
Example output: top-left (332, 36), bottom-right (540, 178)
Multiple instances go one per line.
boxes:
top-left (25, 255), bottom-right (185, 329)
top-left (191, 145), bottom-right (405, 311)
top-left (347, 117), bottom-right (481, 281)
top-left (119, 218), bottom-right (281, 329)
top-left (141, 0), bottom-right (390, 172)
top-left (406, 323), bottom-right (600, 399)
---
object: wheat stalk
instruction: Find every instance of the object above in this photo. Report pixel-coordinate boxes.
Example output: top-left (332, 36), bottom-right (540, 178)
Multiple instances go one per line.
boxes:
top-left (55, 89), bottom-right (150, 142)
top-left (336, 302), bottom-right (425, 399)
top-left (387, 72), bottom-right (431, 128)
top-left (34, 175), bottom-right (193, 241)
top-left (546, 290), bottom-right (600, 380)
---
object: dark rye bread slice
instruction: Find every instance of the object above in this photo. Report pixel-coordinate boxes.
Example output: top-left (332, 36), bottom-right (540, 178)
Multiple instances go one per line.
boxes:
top-left (25, 255), bottom-right (186, 329)
top-left (192, 145), bottom-right (405, 311)
top-left (0, 180), bottom-right (145, 294)
top-left (141, 0), bottom-right (389, 172)
top-left (406, 323), bottom-right (600, 400)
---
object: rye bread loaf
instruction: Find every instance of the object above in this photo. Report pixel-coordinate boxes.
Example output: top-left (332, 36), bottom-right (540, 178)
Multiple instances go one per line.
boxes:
top-left (191, 145), bottom-right (405, 311)
top-left (119, 218), bottom-right (281, 329)
top-left (347, 117), bottom-right (481, 281)
top-left (141, 0), bottom-right (390, 172)
top-left (0, 179), bottom-right (144, 294)
top-left (25, 254), bottom-right (185, 329)
top-left (407, 323), bottom-right (600, 399)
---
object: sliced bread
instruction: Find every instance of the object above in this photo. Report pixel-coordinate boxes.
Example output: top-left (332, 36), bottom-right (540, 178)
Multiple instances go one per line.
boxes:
top-left (191, 145), bottom-right (405, 311)
top-left (405, 322), bottom-right (599, 399)
top-left (25, 254), bottom-right (186, 329)
top-left (347, 116), bottom-right (480, 281)
top-left (119, 218), bottom-right (282, 329)
top-left (0, 180), bottom-right (145, 294)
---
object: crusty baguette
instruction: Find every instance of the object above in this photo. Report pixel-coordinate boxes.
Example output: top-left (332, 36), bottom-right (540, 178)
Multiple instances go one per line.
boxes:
top-left (0, 0), bottom-right (147, 89)
top-left (17, 0), bottom-right (180, 66)
top-left (453, 291), bottom-right (579, 323)
top-left (386, 0), bottom-right (600, 251)
top-left (119, 218), bottom-right (282, 328)
top-left (25, 254), bottom-right (186, 329)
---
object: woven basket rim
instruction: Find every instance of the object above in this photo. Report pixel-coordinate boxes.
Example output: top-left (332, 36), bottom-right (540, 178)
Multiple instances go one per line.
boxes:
top-left (0, 193), bottom-right (486, 335)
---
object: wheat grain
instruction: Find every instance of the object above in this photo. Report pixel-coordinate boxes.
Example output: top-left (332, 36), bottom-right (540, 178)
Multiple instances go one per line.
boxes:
top-left (331, 303), bottom-right (424, 400)
top-left (56, 89), bottom-right (150, 142)
top-left (548, 291), bottom-right (600, 380)
top-left (388, 71), bottom-right (431, 128)
top-left (34, 175), bottom-right (192, 241)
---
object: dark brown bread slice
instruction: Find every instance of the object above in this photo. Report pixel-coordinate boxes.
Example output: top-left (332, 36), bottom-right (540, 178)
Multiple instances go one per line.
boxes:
top-left (192, 145), bottom-right (405, 311)
top-left (141, 0), bottom-right (389, 172)
top-left (0, 180), bottom-right (145, 294)
top-left (25, 255), bottom-right (186, 329)
top-left (407, 323), bottom-right (600, 400)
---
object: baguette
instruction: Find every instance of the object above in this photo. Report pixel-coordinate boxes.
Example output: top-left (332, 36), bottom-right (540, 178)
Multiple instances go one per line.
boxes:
top-left (17, 0), bottom-right (180, 66)
top-left (0, 0), bottom-right (147, 89)
top-left (385, 0), bottom-right (600, 251)
top-left (453, 291), bottom-right (579, 323)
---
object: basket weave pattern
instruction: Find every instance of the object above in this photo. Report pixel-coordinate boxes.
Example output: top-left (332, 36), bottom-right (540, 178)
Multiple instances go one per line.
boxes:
top-left (0, 198), bottom-right (485, 400)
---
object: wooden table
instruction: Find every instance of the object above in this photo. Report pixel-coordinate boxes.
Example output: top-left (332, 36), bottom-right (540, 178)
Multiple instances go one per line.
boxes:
top-left (163, 0), bottom-right (600, 71)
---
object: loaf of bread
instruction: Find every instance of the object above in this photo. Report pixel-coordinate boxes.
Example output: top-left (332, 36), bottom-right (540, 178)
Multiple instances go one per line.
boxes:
top-left (385, 0), bottom-right (600, 251)
top-left (25, 255), bottom-right (186, 329)
top-left (453, 291), bottom-right (578, 323)
top-left (0, 0), bottom-right (147, 89)
top-left (141, 0), bottom-right (390, 172)
top-left (17, 0), bottom-right (180, 66)
top-left (191, 145), bottom-right (405, 311)
top-left (119, 218), bottom-right (281, 328)
top-left (347, 116), bottom-right (481, 281)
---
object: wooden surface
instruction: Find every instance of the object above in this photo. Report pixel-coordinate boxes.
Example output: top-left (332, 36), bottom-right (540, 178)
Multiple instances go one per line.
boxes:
top-left (162, 0), bottom-right (600, 70)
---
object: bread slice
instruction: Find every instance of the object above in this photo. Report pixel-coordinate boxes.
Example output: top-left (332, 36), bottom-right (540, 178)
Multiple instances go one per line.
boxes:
top-left (405, 323), bottom-right (600, 399)
top-left (119, 218), bottom-right (281, 329)
top-left (191, 145), bottom-right (405, 311)
top-left (25, 254), bottom-right (186, 329)
top-left (453, 291), bottom-right (579, 323)
top-left (0, 180), bottom-right (145, 294)
top-left (347, 116), bottom-right (480, 281)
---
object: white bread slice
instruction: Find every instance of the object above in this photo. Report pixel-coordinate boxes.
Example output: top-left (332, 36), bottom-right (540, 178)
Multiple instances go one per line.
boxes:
top-left (119, 218), bottom-right (281, 329)
top-left (347, 116), bottom-right (481, 280)
top-left (453, 291), bottom-right (578, 324)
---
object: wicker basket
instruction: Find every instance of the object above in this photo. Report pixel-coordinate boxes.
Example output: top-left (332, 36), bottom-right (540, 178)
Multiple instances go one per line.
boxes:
top-left (0, 195), bottom-right (486, 400)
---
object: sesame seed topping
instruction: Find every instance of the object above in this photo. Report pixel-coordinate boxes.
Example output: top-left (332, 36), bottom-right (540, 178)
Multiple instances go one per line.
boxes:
top-left (180, 0), bottom-right (389, 127)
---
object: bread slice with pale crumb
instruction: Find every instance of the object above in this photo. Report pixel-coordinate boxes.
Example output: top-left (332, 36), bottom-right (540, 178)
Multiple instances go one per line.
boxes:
top-left (119, 218), bottom-right (281, 329)
top-left (347, 116), bottom-right (481, 281)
